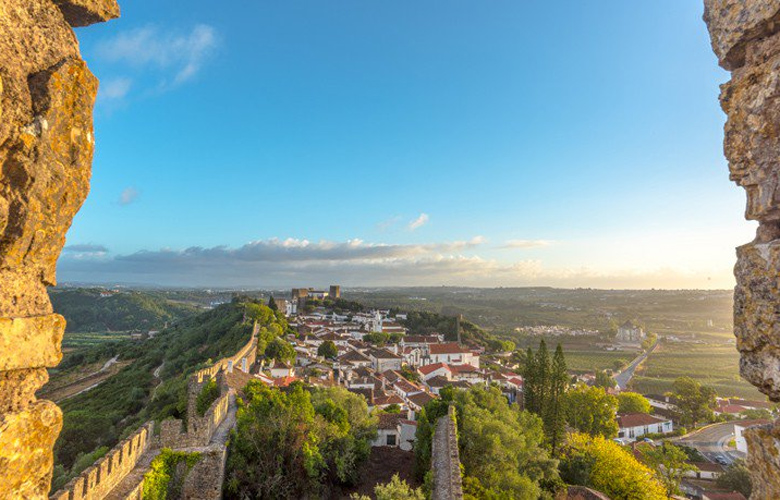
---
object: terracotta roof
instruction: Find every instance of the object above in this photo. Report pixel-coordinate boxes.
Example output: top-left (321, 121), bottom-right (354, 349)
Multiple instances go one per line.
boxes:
top-left (408, 392), bottom-right (434, 407)
top-left (374, 394), bottom-right (404, 406)
top-left (368, 348), bottom-right (403, 360)
top-left (273, 375), bottom-right (299, 387)
top-left (418, 362), bottom-right (450, 376)
top-left (449, 364), bottom-right (479, 374)
top-left (617, 413), bottom-right (670, 428)
top-left (429, 343), bottom-right (472, 355)
top-left (717, 404), bottom-right (748, 414)
top-left (702, 493), bottom-right (747, 500)
top-left (377, 413), bottom-right (404, 430)
top-left (690, 462), bottom-right (725, 473)
top-left (393, 378), bottom-right (421, 394)
top-left (338, 350), bottom-right (371, 363)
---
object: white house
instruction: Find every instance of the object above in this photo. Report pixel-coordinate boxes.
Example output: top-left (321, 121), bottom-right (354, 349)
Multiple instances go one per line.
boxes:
top-left (616, 413), bottom-right (673, 441)
top-left (269, 361), bottom-right (294, 379)
top-left (372, 413), bottom-right (417, 451)
top-left (616, 321), bottom-right (645, 343)
top-left (418, 362), bottom-right (452, 381)
top-left (427, 343), bottom-right (479, 367)
top-left (368, 348), bottom-right (403, 372)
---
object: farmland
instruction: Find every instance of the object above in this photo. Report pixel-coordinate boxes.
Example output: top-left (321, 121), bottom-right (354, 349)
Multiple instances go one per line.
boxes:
top-left (630, 341), bottom-right (763, 400)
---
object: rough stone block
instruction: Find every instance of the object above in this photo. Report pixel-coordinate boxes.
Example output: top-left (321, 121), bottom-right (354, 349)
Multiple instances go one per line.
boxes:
top-left (0, 401), bottom-right (62, 498)
top-left (734, 241), bottom-right (780, 401)
top-left (0, 314), bottom-right (64, 371)
top-left (704, 0), bottom-right (780, 70)
top-left (745, 421), bottom-right (780, 498)
top-left (51, 0), bottom-right (120, 27)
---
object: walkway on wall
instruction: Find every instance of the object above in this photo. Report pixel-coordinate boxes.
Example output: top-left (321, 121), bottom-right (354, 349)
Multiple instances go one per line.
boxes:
top-left (103, 391), bottom-right (238, 499)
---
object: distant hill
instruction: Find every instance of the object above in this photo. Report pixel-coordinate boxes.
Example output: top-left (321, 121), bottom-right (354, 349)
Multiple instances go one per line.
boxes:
top-left (50, 288), bottom-right (201, 332)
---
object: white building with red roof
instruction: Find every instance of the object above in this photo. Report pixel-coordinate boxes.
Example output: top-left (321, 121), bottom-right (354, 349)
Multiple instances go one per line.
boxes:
top-left (427, 343), bottom-right (480, 367)
top-left (617, 413), bottom-right (673, 441)
top-left (418, 362), bottom-right (452, 381)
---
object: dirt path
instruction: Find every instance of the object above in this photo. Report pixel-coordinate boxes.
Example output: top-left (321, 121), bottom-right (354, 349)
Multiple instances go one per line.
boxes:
top-left (41, 360), bottom-right (131, 402)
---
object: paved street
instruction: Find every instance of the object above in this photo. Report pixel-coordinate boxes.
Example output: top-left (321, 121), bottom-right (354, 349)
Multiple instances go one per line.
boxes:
top-left (672, 422), bottom-right (744, 465)
top-left (614, 340), bottom-right (658, 390)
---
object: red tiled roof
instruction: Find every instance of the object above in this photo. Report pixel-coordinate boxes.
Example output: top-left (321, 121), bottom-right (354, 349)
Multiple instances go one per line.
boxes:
top-left (418, 362), bottom-right (450, 375)
top-left (408, 392), bottom-right (434, 407)
top-left (273, 375), bottom-right (299, 387)
top-left (449, 364), bottom-right (479, 374)
top-left (617, 413), bottom-right (670, 428)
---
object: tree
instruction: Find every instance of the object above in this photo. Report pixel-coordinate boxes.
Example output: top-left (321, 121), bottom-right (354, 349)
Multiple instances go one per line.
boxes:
top-left (264, 337), bottom-right (295, 364)
top-left (268, 296), bottom-right (278, 311)
top-left (563, 385), bottom-right (619, 438)
top-left (545, 344), bottom-right (568, 455)
top-left (716, 460), bottom-right (752, 498)
top-left (672, 377), bottom-right (716, 426)
top-left (535, 340), bottom-right (551, 416)
top-left (639, 442), bottom-right (696, 498)
top-left (617, 392), bottom-right (651, 414)
top-left (317, 340), bottom-right (338, 359)
top-left (350, 474), bottom-right (424, 500)
top-left (561, 433), bottom-right (666, 500)
top-left (522, 347), bottom-right (538, 413)
top-left (594, 370), bottom-right (616, 389)
top-left (415, 386), bottom-right (559, 498)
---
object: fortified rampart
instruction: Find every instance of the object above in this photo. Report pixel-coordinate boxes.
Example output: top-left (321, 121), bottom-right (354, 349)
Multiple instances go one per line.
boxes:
top-left (703, 1), bottom-right (780, 497)
top-left (50, 422), bottom-right (153, 500)
top-left (431, 406), bottom-right (463, 500)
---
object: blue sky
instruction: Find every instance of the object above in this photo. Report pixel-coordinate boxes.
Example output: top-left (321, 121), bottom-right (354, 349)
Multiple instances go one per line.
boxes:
top-left (59, 1), bottom-right (754, 288)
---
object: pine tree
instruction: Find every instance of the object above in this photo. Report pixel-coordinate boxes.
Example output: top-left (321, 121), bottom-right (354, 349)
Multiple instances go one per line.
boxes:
top-left (545, 343), bottom-right (568, 454)
top-left (535, 340), bottom-right (551, 418)
top-left (268, 296), bottom-right (278, 311)
top-left (522, 347), bottom-right (537, 413)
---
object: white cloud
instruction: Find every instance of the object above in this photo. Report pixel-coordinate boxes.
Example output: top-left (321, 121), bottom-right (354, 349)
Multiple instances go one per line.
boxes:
top-left (119, 187), bottom-right (139, 206)
top-left (99, 77), bottom-right (133, 101)
top-left (56, 236), bottom-right (734, 289)
top-left (501, 239), bottom-right (553, 249)
top-left (94, 24), bottom-right (218, 89)
top-left (408, 213), bottom-right (429, 231)
top-left (377, 215), bottom-right (402, 232)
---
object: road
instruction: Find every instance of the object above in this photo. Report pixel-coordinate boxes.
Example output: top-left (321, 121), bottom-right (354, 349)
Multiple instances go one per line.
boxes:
top-left (672, 422), bottom-right (743, 465)
top-left (614, 340), bottom-right (658, 390)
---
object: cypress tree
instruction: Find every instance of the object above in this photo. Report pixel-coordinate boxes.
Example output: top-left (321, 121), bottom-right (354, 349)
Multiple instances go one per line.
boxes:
top-left (522, 347), bottom-right (537, 413)
top-left (535, 340), bottom-right (551, 418)
top-left (545, 343), bottom-right (568, 455)
top-left (268, 296), bottom-right (278, 311)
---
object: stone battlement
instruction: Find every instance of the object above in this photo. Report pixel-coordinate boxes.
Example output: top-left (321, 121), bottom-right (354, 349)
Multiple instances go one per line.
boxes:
top-left (51, 422), bottom-right (154, 500)
top-left (193, 325), bottom-right (257, 384)
top-left (431, 405), bottom-right (463, 500)
top-left (159, 390), bottom-right (230, 449)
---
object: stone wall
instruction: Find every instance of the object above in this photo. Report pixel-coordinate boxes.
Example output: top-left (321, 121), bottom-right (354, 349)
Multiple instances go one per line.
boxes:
top-left (0, 0), bottom-right (118, 496)
top-left (50, 422), bottom-right (153, 500)
top-left (192, 327), bottom-right (257, 384)
top-left (181, 446), bottom-right (227, 500)
top-left (159, 389), bottom-right (230, 449)
top-left (431, 405), bottom-right (463, 500)
top-left (703, 1), bottom-right (780, 497)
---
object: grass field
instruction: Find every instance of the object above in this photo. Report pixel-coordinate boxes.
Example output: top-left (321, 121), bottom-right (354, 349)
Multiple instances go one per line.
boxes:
top-left (630, 341), bottom-right (764, 400)
top-left (62, 331), bottom-right (131, 349)
top-left (564, 350), bottom-right (636, 373)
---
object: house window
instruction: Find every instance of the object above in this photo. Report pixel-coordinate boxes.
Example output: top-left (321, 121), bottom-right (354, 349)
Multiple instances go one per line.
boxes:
top-left (628, 429), bottom-right (634, 438)
top-left (387, 434), bottom-right (397, 446)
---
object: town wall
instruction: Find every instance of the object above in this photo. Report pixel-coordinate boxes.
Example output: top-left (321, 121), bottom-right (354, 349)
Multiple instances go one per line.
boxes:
top-left (703, 1), bottom-right (780, 496)
top-left (431, 405), bottom-right (463, 500)
top-left (181, 446), bottom-right (227, 500)
top-left (50, 422), bottom-right (154, 500)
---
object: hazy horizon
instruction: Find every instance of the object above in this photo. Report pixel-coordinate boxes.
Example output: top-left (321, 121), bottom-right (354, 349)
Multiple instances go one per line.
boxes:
top-left (60, 1), bottom-right (753, 289)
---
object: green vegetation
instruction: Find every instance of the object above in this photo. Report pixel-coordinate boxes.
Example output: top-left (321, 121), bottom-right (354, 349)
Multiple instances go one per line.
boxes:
top-left (224, 383), bottom-right (376, 499)
top-left (363, 332), bottom-right (403, 345)
top-left (53, 299), bottom-right (282, 483)
top-left (523, 341), bottom-right (568, 454)
top-left (563, 385), bottom-right (618, 438)
top-left (594, 369), bottom-right (616, 389)
top-left (350, 475), bottom-right (424, 500)
top-left (195, 379), bottom-right (220, 417)
top-left (143, 448), bottom-right (202, 500)
top-left (717, 460), bottom-right (752, 498)
top-left (564, 351), bottom-right (633, 374)
top-left (318, 340), bottom-right (338, 359)
top-left (50, 445), bottom-right (109, 492)
top-left (264, 337), bottom-right (295, 364)
top-left (617, 392), bottom-right (651, 414)
top-left (638, 442), bottom-right (696, 498)
top-left (632, 343), bottom-right (763, 400)
top-left (560, 433), bottom-right (666, 500)
top-left (51, 288), bottom-right (200, 333)
top-left (415, 386), bottom-right (559, 499)
top-left (671, 376), bottom-right (716, 426)
top-left (401, 310), bottom-right (514, 350)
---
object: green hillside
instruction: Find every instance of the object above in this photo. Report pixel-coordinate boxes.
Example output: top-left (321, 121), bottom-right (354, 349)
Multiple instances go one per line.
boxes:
top-left (50, 288), bottom-right (201, 333)
top-left (51, 299), bottom-right (284, 491)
